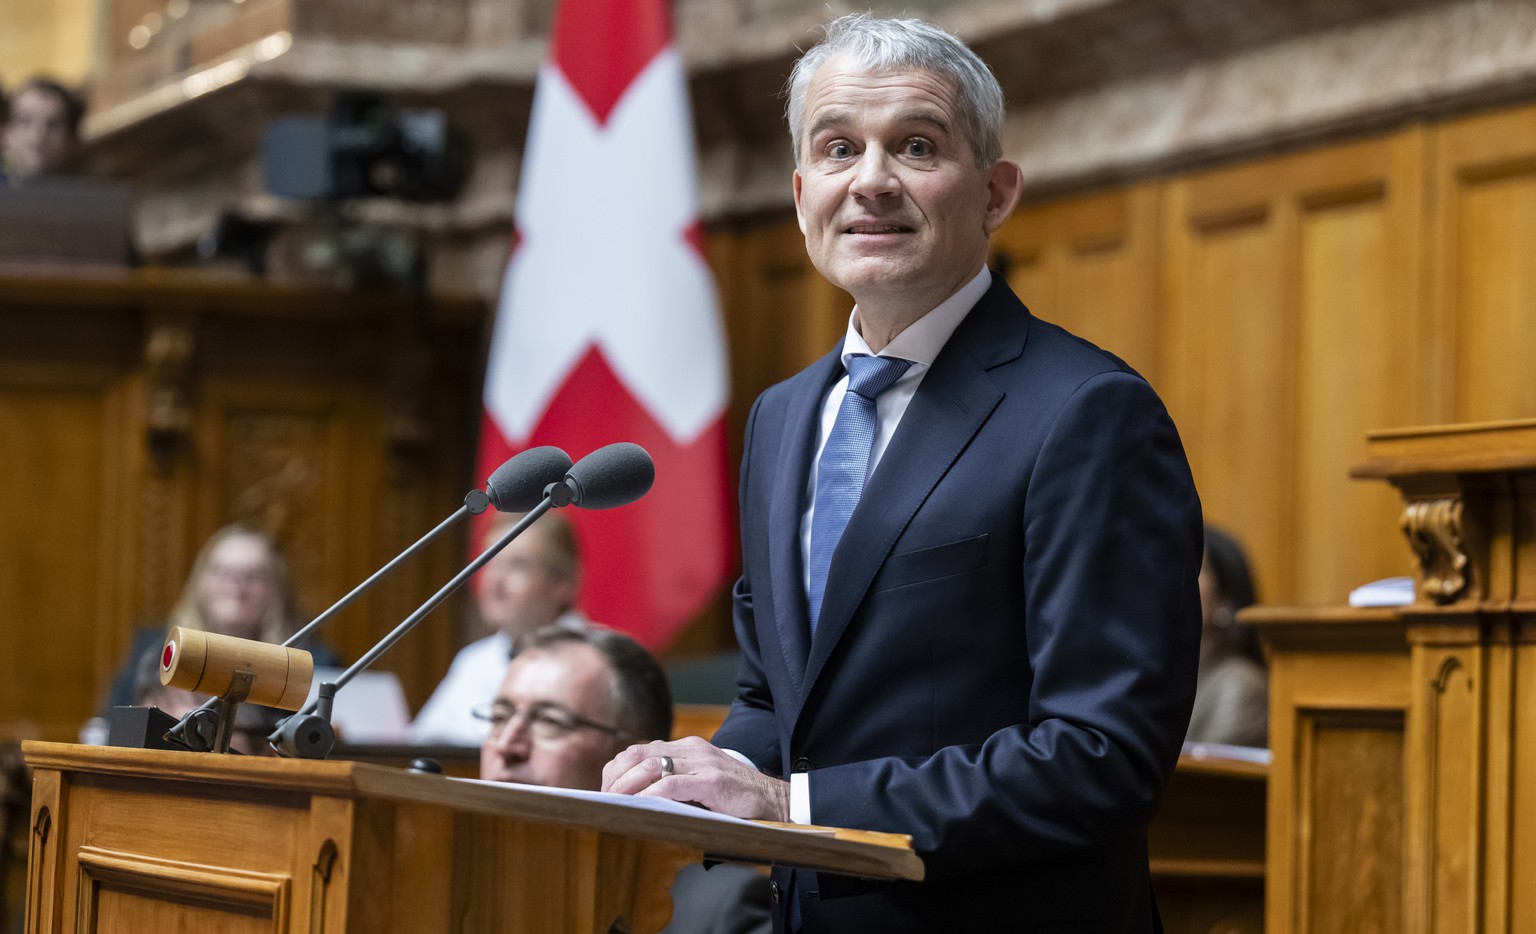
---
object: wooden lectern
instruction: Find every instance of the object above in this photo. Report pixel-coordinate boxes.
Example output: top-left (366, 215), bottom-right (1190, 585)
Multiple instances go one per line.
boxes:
top-left (1247, 419), bottom-right (1536, 934)
top-left (22, 742), bottom-right (921, 934)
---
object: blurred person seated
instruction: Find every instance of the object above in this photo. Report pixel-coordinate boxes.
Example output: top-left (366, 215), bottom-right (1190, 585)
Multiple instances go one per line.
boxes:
top-left (411, 511), bottom-right (586, 745)
top-left (480, 626), bottom-right (769, 934)
top-left (105, 523), bottom-right (338, 711)
top-left (1186, 525), bottom-right (1268, 748)
top-left (2, 77), bottom-right (83, 181)
top-left (128, 643), bottom-right (281, 756)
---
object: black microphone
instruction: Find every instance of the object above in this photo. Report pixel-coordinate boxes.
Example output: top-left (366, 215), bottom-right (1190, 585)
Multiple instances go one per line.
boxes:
top-left (544, 442), bottom-right (655, 509)
top-left (487, 445), bottom-right (573, 511)
top-left (166, 449), bottom-right (570, 753)
top-left (270, 442), bottom-right (655, 759)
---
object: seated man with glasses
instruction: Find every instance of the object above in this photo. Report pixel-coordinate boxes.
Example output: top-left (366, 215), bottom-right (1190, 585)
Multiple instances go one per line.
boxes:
top-left (478, 625), bottom-right (769, 934)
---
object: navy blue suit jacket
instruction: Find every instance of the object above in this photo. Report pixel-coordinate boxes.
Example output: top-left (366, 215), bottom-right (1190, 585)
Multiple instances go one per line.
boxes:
top-left (712, 275), bottom-right (1203, 932)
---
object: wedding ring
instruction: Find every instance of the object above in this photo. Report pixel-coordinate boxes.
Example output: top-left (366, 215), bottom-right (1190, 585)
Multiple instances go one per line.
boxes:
top-left (659, 755), bottom-right (675, 778)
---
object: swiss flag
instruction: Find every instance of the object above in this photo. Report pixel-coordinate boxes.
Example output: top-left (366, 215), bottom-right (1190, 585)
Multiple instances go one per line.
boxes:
top-left (476, 0), bottom-right (733, 649)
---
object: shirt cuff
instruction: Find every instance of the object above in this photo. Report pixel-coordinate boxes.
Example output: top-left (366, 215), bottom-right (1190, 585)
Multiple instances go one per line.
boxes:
top-left (721, 749), bottom-right (810, 824)
top-left (790, 772), bottom-right (811, 825)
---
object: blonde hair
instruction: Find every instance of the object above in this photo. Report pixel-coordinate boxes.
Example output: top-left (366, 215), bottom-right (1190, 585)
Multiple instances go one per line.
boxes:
top-left (481, 510), bottom-right (581, 582)
top-left (166, 523), bottom-right (303, 644)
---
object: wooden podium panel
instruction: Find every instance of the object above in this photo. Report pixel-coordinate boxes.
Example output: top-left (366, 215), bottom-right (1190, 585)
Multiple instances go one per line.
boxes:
top-left (1250, 419), bottom-right (1536, 934)
top-left (1246, 606), bottom-right (1410, 934)
top-left (23, 742), bottom-right (921, 934)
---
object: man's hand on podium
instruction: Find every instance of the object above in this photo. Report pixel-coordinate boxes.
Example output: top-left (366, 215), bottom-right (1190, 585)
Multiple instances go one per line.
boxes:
top-left (601, 735), bottom-right (790, 822)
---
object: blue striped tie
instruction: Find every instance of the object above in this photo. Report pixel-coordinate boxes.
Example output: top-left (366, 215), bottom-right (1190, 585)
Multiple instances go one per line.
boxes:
top-left (807, 354), bottom-right (913, 636)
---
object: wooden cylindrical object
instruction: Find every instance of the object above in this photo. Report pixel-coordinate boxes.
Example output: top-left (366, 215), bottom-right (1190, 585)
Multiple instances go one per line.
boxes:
top-left (159, 626), bottom-right (314, 710)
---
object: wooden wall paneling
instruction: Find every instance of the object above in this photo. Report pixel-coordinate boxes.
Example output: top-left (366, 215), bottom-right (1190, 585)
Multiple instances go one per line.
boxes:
top-left (193, 375), bottom-right (357, 637)
top-left (1163, 131), bottom-right (1425, 606)
top-left (341, 358), bottom-right (479, 713)
top-left (119, 313), bottom-right (199, 693)
top-left (188, 371), bottom-right (429, 700)
top-left (0, 314), bottom-right (135, 740)
top-left (177, 303), bottom-right (479, 707)
top-left (351, 309), bottom-right (482, 710)
top-left (1290, 131), bottom-right (1428, 606)
top-left (1162, 164), bottom-right (1299, 603)
top-left (1430, 103), bottom-right (1536, 425)
top-left (993, 185), bottom-right (1162, 386)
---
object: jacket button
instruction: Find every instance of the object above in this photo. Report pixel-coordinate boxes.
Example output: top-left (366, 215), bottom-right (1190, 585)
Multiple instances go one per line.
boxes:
top-left (792, 757), bottom-right (813, 773)
top-left (769, 881), bottom-right (780, 904)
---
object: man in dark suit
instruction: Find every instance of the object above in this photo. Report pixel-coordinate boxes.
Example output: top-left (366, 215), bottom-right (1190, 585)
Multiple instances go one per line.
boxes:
top-left (604, 13), bottom-right (1203, 932)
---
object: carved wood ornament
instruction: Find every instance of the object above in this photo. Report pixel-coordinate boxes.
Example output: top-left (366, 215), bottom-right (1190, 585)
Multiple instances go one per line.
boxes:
top-left (1400, 498), bottom-right (1469, 604)
top-left (143, 315), bottom-right (196, 464)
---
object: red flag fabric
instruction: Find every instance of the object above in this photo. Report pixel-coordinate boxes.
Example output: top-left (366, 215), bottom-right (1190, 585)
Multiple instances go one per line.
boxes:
top-left (477, 0), bottom-right (733, 650)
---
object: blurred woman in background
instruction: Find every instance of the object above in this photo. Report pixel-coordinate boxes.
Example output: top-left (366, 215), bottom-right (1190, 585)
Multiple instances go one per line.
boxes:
top-left (1185, 525), bottom-right (1268, 748)
top-left (104, 523), bottom-right (334, 711)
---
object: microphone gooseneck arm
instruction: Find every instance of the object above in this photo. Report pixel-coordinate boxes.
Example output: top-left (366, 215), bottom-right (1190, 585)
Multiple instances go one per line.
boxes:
top-left (268, 442), bottom-right (653, 759)
top-left (273, 498), bottom-right (555, 748)
top-left (285, 488), bottom-right (490, 651)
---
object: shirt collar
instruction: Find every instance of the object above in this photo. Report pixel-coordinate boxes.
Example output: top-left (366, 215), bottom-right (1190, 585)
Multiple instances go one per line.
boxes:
top-left (841, 266), bottom-right (993, 367)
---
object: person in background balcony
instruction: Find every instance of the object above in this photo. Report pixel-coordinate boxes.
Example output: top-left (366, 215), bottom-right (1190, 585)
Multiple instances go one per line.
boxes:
top-left (2, 76), bottom-right (83, 181)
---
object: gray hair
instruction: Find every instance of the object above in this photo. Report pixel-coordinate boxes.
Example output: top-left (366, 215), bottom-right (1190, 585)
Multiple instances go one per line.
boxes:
top-left (519, 625), bottom-right (673, 743)
top-left (785, 12), bottom-right (1005, 169)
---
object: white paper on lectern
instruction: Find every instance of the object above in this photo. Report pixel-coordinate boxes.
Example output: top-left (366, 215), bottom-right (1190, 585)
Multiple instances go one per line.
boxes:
top-left (450, 777), bottom-right (835, 832)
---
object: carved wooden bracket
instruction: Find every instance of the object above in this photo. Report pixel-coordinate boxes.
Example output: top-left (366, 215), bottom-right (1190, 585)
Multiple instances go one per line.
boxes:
top-left (143, 315), bottom-right (196, 463)
top-left (1401, 498), bottom-right (1469, 604)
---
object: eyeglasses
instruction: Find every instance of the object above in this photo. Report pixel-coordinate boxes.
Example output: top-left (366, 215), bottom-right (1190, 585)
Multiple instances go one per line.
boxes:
top-left (471, 701), bottom-right (620, 742)
top-left (206, 564), bottom-right (273, 586)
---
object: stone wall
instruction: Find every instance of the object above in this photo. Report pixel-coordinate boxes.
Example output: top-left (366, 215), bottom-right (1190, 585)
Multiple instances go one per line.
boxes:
top-left (75, 0), bottom-right (1536, 295)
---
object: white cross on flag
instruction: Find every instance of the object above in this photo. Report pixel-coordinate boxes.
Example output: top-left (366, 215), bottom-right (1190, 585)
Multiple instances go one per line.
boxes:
top-left (477, 0), bottom-right (733, 649)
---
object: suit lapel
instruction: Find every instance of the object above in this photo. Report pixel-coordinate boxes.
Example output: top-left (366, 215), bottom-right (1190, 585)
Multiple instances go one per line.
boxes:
top-left (800, 278), bottom-right (1031, 698)
top-left (765, 349), bottom-right (843, 699)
